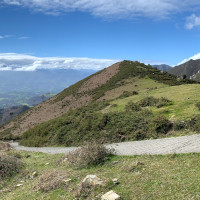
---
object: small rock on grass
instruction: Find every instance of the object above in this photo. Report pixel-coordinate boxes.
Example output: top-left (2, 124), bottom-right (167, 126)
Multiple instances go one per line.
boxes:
top-left (112, 178), bottom-right (119, 185)
top-left (101, 190), bottom-right (120, 200)
top-left (16, 184), bottom-right (23, 187)
top-left (82, 175), bottom-right (104, 187)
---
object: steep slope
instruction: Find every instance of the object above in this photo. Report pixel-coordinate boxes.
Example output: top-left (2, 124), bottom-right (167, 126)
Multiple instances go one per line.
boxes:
top-left (152, 64), bottom-right (172, 71)
top-left (0, 61), bottom-right (196, 141)
top-left (0, 62), bottom-right (120, 139)
top-left (169, 59), bottom-right (200, 81)
top-left (0, 105), bottom-right (30, 126)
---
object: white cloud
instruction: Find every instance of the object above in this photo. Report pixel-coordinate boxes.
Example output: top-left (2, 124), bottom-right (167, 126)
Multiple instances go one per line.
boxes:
top-left (18, 36), bottom-right (30, 40)
top-left (0, 35), bottom-right (12, 39)
top-left (178, 52), bottom-right (200, 65)
top-left (185, 14), bottom-right (200, 29)
top-left (2, 0), bottom-right (200, 19)
top-left (0, 53), bottom-right (119, 71)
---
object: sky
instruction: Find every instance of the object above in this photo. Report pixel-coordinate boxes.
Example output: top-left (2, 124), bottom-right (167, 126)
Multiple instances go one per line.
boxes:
top-left (1, 0), bottom-right (200, 70)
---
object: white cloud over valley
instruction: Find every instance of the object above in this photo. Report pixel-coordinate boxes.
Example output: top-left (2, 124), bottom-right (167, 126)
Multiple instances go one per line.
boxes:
top-left (2, 0), bottom-right (200, 19)
top-left (0, 53), bottom-right (119, 71)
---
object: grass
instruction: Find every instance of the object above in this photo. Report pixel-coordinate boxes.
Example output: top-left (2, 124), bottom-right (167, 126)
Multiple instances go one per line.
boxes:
top-left (107, 84), bottom-right (200, 120)
top-left (2, 150), bottom-right (200, 199)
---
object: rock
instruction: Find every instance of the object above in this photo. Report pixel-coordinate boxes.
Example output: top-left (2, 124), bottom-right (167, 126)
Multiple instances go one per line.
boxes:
top-left (63, 178), bottom-right (72, 184)
top-left (31, 171), bottom-right (38, 179)
top-left (82, 175), bottom-right (103, 187)
top-left (62, 158), bottom-right (68, 163)
top-left (112, 178), bottom-right (119, 185)
top-left (16, 184), bottom-right (23, 187)
top-left (101, 190), bottom-right (120, 200)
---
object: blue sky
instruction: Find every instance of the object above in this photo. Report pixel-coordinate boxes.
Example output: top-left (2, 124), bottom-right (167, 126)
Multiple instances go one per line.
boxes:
top-left (1, 0), bottom-right (200, 70)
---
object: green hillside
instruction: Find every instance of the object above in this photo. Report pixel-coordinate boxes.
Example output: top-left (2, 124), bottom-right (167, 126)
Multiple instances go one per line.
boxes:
top-left (19, 61), bottom-right (200, 147)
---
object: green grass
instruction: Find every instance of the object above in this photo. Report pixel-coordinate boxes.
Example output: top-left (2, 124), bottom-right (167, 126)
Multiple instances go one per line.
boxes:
top-left (108, 84), bottom-right (200, 120)
top-left (2, 150), bottom-right (200, 199)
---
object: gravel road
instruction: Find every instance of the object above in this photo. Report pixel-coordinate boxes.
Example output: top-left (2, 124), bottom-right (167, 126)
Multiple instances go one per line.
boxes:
top-left (9, 134), bottom-right (200, 155)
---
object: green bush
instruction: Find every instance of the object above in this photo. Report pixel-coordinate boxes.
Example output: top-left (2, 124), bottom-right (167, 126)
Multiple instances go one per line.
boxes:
top-left (195, 102), bottom-right (200, 110)
top-left (187, 115), bottom-right (200, 132)
top-left (132, 91), bottom-right (139, 95)
top-left (138, 96), bottom-right (172, 108)
top-left (125, 101), bottom-right (142, 112)
top-left (151, 115), bottom-right (171, 134)
top-left (119, 91), bottom-right (132, 99)
top-left (174, 121), bottom-right (186, 131)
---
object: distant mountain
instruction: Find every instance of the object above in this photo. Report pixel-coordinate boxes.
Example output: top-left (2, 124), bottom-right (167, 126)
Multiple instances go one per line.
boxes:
top-left (169, 59), bottom-right (200, 81)
top-left (0, 69), bottom-right (96, 108)
top-left (152, 64), bottom-right (172, 71)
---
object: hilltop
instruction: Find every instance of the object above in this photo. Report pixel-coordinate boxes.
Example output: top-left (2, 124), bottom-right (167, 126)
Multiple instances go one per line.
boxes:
top-left (0, 60), bottom-right (198, 146)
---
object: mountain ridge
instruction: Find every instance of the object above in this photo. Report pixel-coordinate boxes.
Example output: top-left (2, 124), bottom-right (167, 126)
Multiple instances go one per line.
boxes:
top-left (0, 60), bottom-right (196, 141)
top-left (169, 59), bottom-right (200, 81)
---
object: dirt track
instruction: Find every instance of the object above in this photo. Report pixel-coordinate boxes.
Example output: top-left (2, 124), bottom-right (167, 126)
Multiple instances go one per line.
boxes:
top-left (10, 134), bottom-right (200, 155)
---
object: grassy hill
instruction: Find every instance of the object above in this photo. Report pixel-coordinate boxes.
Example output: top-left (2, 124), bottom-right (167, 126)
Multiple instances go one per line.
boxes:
top-left (0, 60), bottom-right (196, 147)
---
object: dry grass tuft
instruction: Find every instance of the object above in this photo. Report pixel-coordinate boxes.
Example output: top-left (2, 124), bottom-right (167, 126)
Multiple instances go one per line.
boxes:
top-left (65, 141), bottom-right (114, 168)
top-left (36, 170), bottom-right (68, 192)
top-left (0, 154), bottom-right (22, 178)
top-left (0, 142), bottom-right (11, 151)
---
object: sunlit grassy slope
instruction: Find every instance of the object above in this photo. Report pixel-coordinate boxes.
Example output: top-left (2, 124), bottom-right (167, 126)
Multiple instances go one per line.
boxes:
top-left (105, 78), bottom-right (200, 120)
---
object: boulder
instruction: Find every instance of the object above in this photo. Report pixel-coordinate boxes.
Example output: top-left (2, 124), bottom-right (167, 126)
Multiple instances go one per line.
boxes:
top-left (101, 190), bottom-right (120, 200)
top-left (82, 175), bottom-right (103, 187)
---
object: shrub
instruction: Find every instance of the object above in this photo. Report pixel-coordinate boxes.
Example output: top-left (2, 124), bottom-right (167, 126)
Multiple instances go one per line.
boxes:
top-left (138, 96), bottom-right (159, 107)
top-left (119, 91), bottom-right (132, 99)
top-left (66, 141), bottom-right (114, 168)
top-left (138, 96), bottom-right (171, 108)
top-left (195, 102), bottom-right (200, 110)
top-left (174, 120), bottom-right (186, 131)
top-left (125, 101), bottom-right (142, 112)
top-left (187, 115), bottom-right (200, 132)
top-left (36, 170), bottom-right (67, 192)
top-left (0, 142), bottom-right (11, 151)
top-left (0, 155), bottom-right (22, 178)
top-left (156, 97), bottom-right (172, 108)
top-left (151, 115), bottom-right (171, 134)
top-left (132, 91), bottom-right (139, 95)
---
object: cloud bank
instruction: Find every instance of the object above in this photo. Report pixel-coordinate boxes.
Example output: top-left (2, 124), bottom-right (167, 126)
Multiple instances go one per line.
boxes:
top-left (2, 0), bottom-right (200, 19)
top-left (178, 53), bottom-right (200, 65)
top-left (0, 53), bottom-right (119, 71)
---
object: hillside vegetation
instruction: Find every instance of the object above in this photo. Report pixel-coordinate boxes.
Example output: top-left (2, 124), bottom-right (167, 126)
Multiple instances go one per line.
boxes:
top-left (17, 61), bottom-right (199, 147)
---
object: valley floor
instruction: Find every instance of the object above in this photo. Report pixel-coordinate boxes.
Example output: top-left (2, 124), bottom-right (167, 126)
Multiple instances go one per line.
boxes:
top-left (10, 133), bottom-right (200, 155)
